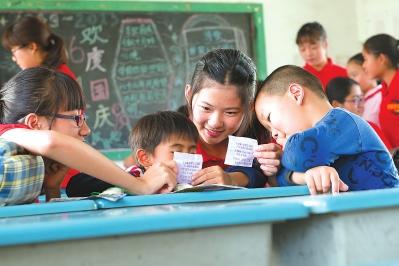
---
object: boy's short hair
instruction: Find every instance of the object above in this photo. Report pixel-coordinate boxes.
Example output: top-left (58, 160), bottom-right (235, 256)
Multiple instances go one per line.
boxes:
top-left (255, 65), bottom-right (327, 100)
top-left (296, 21), bottom-right (327, 45)
top-left (326, 77), bottom-right (359, 104)
top-left (129, 111), bottom-right (199, 163)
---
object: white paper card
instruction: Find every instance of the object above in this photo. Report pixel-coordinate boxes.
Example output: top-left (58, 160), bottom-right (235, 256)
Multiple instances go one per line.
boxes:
top-left (174, 152), bottom-right (203, 184)
top-left (224, 135), bottom-right (258, 167)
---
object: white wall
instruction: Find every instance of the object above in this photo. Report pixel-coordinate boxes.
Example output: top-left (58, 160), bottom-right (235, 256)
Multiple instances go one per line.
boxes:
top-left (152, 0), bottom-right (399, 75)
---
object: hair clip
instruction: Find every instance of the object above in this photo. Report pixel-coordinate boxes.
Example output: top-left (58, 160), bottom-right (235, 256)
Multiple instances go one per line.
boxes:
top-left (50, 39), bottom-right (55, 45)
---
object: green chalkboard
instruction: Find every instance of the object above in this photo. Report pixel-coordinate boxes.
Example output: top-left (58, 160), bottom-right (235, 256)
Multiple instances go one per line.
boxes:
top-left (0, 1), bottom-right (266, 160)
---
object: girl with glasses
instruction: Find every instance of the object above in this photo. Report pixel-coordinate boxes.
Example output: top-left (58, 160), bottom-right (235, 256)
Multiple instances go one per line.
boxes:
top-left (3, 15), bottom-right (80, 188)
top-left (0, 67), bottom-right (177, 203)
top-left (326, 77), bottom-right (392, 149)
top-left (2, 15), bottom-right (75, 79)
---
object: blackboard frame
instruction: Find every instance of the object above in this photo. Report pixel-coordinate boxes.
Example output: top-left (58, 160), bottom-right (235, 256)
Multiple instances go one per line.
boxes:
top-left (0, 0), bottom-right (266, 160)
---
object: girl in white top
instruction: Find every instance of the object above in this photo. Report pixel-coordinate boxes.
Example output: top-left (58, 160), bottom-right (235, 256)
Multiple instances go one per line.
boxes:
top-left (347, 53), bottom-right (382, 127)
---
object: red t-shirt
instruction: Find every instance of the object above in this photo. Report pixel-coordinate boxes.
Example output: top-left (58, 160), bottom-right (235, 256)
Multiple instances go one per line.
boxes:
top-left (379, 70), bottom-right (399, 148)
top-left (196, 142), bottom-right (230, 171)
top-left (0, 124), bottom-right (31, 135)
top-left (368, 121), bottom-right (392, 150)
top-left (303, 58), bottom-right (347, 90)
top-left (57, 63), bottom-right (77, 81)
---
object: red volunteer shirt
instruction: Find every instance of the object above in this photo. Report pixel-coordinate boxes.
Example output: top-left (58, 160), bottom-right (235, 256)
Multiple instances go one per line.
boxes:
top-left (303, 58), bottom-right (347, 90)
top-left (379, 70), bottom-right (399, 148)
top-left (196, 142), bottom-right (230, 171)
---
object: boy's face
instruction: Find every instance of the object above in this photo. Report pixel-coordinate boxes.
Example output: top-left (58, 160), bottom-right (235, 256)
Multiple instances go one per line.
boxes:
top-left (147, 135), bottom-right (197, 166)
top-left (255, 91), bottom-right (308, 145)
top-left (298, 39), bottom-right (328, 69)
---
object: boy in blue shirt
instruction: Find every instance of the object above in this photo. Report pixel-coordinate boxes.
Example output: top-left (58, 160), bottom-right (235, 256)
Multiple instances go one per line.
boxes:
top-left (254, 65), bottom-right (398, 194)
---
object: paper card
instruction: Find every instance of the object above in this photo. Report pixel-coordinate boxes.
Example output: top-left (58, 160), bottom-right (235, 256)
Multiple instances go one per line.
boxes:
top-left (224, 135), bottom-right (258, 167)
top-left (174, 152), bottom-right (203, 184)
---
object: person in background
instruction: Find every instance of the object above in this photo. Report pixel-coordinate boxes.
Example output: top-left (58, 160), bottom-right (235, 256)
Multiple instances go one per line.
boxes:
top-left (296, 21), bottom-right (347, 90)
top-left (362, 34), bottom-right (399, 148)
top-left (0, 67), bottom-right (177, 202)
top-left (326, 77), bottom-right (392, 149)
top-left (347, 53), bottom-right (382, 127)
top-left (3, 15), bottom-right (79, 188)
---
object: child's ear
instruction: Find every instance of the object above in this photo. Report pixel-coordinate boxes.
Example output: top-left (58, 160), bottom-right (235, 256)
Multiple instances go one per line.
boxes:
top-left (185, 84), bottom-right (191, 102)
top-left (27, 42), bottom-right (39, 53)
top-left (331, 100), bottom-right (342, 108)
top-left (288, 83), bottom-right (304, 105)
top-left (24, 113), bottom-right (43, 130)
top-left (136, 149), bottom-right (152, 168)
top-left (379, 53), bottom-right (390, 67)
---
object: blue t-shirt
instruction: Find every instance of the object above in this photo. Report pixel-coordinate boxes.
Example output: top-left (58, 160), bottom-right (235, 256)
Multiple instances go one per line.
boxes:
top-left (277, 108), bottom-right (399, 191)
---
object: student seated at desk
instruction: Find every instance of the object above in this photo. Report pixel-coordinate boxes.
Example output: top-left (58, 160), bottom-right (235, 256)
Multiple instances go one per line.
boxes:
top-left (0, 67), bottom-right (177, 203)
top-left (254, 65), bottom-right (399, 194)
top-left (67, 111), bottom-right (198, 196)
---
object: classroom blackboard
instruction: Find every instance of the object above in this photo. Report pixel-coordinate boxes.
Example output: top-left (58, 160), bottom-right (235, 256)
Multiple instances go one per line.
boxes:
top-left (0, 1), bottom-right (266, 159)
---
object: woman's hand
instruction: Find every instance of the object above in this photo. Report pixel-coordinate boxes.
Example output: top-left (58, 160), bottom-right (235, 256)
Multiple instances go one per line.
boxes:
top-left (192, 166), bottom-right (235, 186)
top-left (253, 143), bottom-right (282, 176)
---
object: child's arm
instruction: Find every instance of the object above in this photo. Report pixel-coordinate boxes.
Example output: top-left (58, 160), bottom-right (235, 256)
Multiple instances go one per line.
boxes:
top-left (2, 128), bottom-right (177, 195)
top-left (191, 164), bottom-right (267, 188)
top-left (191, 166), bottom-right (250, 187)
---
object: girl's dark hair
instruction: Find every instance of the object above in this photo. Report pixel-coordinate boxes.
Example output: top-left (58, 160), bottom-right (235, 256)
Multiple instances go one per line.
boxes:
top-left (2, 15), bottom-right (67, 68)
top-left (129, 111), bottom-right (199, 166)
top-left (348, 53), bottom-right (364, 65)
top-left (0, 67), bottom-right (85, 125)
top-left (325, 77), bottom-right (358, 104)
top-left (296, 21), bottom-right (327, 44)
top-left (187, 48), bottom-right (257, 137)
top-left (363, 34), bottom-right (399, 70)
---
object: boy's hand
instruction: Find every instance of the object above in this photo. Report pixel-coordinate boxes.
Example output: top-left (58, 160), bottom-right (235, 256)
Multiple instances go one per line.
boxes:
top-left (139, 161), bottom-right (178, 194)
top-left (253, 143), bottom-right (282, 176)
top-left (192, 166), bottom-right (234, 186)
top-left (304, 166), bottom-right (349, 195)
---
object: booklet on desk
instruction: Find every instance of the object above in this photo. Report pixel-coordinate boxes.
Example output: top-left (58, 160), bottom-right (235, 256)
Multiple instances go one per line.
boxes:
top-left (173, 183), bottom-right (246, 193)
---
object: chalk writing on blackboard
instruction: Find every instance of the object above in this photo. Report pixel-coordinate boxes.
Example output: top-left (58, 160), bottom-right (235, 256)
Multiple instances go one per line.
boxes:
top-left (0, 12), bottom-right (253, 150)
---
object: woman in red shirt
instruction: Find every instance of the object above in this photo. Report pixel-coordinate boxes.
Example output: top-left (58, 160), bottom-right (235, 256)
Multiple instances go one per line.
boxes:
top-left (3, 16), bottom-right (78, 187)
top-left (362, 34), bottom-right (399, 148)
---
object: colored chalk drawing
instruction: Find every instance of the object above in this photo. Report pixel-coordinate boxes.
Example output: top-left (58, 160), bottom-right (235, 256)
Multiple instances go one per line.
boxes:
top-left (112, 18), bottom-right (174, 127)
top-left (181, 14), bottom-right (248, 84)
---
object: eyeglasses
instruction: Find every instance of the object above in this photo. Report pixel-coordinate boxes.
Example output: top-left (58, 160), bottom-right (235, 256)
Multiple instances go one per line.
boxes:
top-left (54, 114), bottom-right (86, 127)
top-left (344, 97), bottom-right (364, 106)
top-left (10, 44), bottom-right (28, 58)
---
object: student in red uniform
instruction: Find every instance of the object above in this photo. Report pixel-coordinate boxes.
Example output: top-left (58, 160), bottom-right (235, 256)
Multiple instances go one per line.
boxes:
top-left (362, 34), bottom-right (399, 148)
top-left (326, 77), bottom-right (392, 149)
top-left (347, 53), bottom-right (382, 127)
top-left (185, 49), bottom-right (281, 187)
top-left (0, 67), bottom-right (177, 202)
top-left (3, 15), bottom-right (79, 188)
top-left (296, 21), bottom-right (347, 90)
